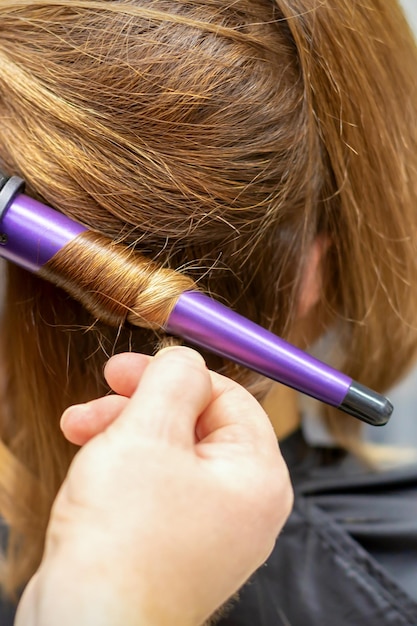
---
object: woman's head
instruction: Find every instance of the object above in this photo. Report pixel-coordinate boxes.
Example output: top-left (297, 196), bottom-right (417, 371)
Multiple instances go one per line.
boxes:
top-left (0, 0), bottom-right (416, 594)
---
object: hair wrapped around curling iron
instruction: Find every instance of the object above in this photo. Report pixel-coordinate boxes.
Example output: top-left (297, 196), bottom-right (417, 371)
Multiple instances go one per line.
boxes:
top-left (40, 230), bottom-right (196, 329)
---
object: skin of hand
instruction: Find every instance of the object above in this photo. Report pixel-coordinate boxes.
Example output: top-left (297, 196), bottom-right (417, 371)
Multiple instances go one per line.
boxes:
top-left (15, 347), bottom-right (293, 626)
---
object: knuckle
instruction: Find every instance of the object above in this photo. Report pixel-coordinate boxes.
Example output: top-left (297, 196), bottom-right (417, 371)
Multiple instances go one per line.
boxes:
top-left (153, 347), bottom-right (209, 391)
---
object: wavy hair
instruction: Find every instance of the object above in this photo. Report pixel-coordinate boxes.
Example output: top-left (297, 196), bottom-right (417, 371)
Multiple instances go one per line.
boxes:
top-left (0, 0), bottom-right (416, 597)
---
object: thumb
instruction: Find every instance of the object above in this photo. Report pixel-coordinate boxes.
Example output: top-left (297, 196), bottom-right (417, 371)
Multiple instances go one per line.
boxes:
top-left (110, 347), bottom-right (213, 448)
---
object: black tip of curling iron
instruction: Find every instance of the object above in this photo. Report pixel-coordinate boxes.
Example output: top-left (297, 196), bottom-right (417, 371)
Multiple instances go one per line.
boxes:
top-left (339, 381), bottom-right (393, 426)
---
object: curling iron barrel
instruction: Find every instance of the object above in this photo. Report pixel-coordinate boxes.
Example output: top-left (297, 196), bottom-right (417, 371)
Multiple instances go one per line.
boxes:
top-left (0, 173), bottom-right (393, 426)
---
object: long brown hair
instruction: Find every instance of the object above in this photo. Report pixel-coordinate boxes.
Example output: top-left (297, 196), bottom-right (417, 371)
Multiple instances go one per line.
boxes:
top-left (0, 0), bottom-right (416, 597)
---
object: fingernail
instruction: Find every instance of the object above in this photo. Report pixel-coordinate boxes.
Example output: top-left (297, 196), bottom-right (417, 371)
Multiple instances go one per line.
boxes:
top-left (155, 346), bottom-right (205, 365)
top-left (60, 403), bottom-right (89, 431)
top-left (103, 355), bottom-right (117, 377)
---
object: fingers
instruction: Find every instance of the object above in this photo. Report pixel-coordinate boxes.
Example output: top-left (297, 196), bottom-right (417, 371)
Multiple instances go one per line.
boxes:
top-left (62, 348), bottom-right (214, 449)
top-left (61, 395), bottom-right (129, 446)
top-left (111, 347), bottom-right (212, 447)
top-left (104, 352), bottom-right (151, 396)
top-left (195, 370), bottom-right (278, 454)
top-left (62, 348), bottom-right (276, 454)
top-left (60, 352), bottom-right (150, 445)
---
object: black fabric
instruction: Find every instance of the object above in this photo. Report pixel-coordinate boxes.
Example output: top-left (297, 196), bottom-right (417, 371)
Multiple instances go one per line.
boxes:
top-left (0, 592), bottom-right (15, 626)
top-left (217, 429), bottom-right (417, 625)
top-left (1, 430), bottom-right (417, 625)
top-left (0, 519), bottom-right (16, 625)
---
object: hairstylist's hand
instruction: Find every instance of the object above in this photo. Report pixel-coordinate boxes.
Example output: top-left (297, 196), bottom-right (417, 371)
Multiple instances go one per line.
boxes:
top-left (16, 347), bottom-right (293, 626)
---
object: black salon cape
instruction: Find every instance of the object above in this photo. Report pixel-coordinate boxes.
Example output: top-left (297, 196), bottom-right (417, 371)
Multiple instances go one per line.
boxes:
top-left (216, 429), bottom-right (417, 626)
top-left (1, 429), bottom-right (417, 625)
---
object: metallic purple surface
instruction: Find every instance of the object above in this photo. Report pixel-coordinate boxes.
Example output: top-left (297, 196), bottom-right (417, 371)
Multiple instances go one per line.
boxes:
top-left (166, 291), bottom-right (352, 407)
top-left (0, 179), bottom-right (389, 421)
top-left (0, 193), bottom-right (86, 272)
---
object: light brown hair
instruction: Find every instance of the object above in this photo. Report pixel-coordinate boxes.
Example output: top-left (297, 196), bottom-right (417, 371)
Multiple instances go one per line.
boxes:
top-left (0, 0), bottom-right (416, 597)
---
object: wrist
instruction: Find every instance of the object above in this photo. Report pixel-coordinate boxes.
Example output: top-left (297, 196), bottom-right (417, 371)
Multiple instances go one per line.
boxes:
top-left (30, 539), bottom-right (201, 626)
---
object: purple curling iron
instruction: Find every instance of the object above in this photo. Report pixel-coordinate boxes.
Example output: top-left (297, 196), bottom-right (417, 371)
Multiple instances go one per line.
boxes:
top-left (0, 173), bottom-right (393, 426)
